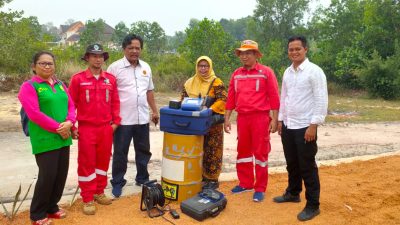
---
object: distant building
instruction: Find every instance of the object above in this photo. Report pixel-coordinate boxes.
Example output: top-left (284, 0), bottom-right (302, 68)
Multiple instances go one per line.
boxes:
top-left (58, 21), bottom-right (115, 46)
top-left (102, 23), bottom-right (115, 43)
top-left (59, 21), bottom-right (85, 46)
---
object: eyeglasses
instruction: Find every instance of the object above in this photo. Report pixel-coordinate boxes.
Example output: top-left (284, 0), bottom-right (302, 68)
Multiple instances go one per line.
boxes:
top-left (37, 62), bottom-right (54, 67)
top-left (197, 65), bottom-right (210, 68)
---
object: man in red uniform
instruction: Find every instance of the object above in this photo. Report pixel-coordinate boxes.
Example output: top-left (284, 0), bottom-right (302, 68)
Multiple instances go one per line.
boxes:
top-left (224, 40), bottom-right (280, 202)
top-left (69, 44), bottom-right (121, 215)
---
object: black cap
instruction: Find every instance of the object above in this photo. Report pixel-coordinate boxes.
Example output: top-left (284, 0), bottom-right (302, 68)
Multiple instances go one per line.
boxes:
top-left (81, 43), bottom-right (109, 61)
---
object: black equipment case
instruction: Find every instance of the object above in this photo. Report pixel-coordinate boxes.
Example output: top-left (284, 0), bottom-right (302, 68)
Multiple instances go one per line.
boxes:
top-left (180, 189), bottom-right (227, 221)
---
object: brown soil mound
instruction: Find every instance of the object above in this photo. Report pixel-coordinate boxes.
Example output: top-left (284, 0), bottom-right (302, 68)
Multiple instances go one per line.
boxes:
top-left (2, 155), bottom-right (400, 225)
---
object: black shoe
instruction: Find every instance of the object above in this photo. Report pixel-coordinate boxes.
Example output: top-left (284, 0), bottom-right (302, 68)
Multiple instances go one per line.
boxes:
top-left (273, 192), bottom-right (301, 203)
top-left (202, 181), bottom-right (219, 190)
top-left (297, 207), bottom-right (320, 221)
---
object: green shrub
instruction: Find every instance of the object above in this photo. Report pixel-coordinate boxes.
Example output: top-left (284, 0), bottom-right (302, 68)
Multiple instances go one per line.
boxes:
top-left (261, 40), bottom-right (288, 81)
top-left (334, 46), bottom-right (365, 89)
top-left (357, 51), bottom-right (400, 100)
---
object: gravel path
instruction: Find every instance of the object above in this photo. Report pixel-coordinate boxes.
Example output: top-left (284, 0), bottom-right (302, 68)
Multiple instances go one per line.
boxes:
top-left (1, 122), bottom-right (399, 205)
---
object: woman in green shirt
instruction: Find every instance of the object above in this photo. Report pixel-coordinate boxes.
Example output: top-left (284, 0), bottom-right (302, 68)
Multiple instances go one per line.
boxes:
top-left (18, 51), bottom-right (76, 225)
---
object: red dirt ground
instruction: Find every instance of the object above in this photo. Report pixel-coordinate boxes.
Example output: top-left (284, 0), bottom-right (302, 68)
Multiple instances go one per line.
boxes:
top-left (1, 155), bottom-right (400, 225)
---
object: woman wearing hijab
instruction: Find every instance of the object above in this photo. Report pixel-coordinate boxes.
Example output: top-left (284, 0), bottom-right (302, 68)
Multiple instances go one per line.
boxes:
top-left (181, 56), bottom-right (227, 189)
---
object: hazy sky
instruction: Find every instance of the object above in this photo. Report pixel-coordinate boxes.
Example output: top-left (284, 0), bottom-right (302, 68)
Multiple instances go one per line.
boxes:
top-left (2, 0), bottom-right (330, 36)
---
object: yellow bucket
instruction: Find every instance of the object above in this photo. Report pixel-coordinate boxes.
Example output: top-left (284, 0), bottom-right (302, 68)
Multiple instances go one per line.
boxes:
top-left (161, 132), bottom-right (203, 202)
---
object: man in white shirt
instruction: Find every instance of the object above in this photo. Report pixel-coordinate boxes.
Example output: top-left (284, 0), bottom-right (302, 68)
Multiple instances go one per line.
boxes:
top-left (107, 34), bottom-right (159, 198)
top-left (273, 36), bottom-right (328, 221)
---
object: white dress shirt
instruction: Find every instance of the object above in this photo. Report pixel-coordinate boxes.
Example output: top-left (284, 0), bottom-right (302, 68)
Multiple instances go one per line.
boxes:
top-left (107, 57), bottom-right (154, 125)
top-left (278, 58), bottom-right (328, 129)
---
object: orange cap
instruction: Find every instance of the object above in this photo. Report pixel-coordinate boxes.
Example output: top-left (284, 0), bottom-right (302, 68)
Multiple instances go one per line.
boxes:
top-left (235, 40), bottom-right (262, 58)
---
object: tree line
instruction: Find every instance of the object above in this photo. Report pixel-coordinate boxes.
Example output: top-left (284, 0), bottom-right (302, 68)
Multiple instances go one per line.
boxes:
top-left (1, 0), bottom-right (399, 99)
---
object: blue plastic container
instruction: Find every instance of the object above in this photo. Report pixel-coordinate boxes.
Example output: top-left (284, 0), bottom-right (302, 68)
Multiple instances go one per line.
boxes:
top-left (160, 107), bottom-right (212, 135)
top-left (181, 97), bottom-right (204, 111)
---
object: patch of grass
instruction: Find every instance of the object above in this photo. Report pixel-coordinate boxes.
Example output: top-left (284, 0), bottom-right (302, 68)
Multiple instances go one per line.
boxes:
top-left (154, 92), bottom-right (182, 108)
top-left (327, 95), bottom-right (400, 122)
top-left (327, 82), bottom-right (360, 97)
top-left (57, 62), bottom-right (86, 84)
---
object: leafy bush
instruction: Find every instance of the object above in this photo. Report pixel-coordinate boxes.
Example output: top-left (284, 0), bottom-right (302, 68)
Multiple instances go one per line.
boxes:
top-left (357, 51), bottom-right (400, 100)
top-left (261, 40), bottom-right (288, 81)
top-left (179, 18), bottom-right (238, 83)
top-left (334, 46), bottom-right (365, 89)
top-left (0, 14), bottom-right (45, 75)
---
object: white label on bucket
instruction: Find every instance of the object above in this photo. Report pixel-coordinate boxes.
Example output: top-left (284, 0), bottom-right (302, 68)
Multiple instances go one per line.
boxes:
top-left (162, 157), bottom-right (184, 181)
top-left (191, 111), bottom-right (200, 117)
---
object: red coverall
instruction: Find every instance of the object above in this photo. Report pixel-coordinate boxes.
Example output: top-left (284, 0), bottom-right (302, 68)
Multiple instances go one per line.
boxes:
top-left (69, 69), bottom-right (121, 203)
top-left (226, 62), bottom-right (280, 192)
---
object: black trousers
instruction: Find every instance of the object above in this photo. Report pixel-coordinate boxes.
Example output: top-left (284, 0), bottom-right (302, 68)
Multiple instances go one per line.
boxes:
top-left (281, 124), bottom-right (320, 209)
top-left (30, 146), bottom-right (70, 221)
top-left (111, 124), bottom-right (151, 187)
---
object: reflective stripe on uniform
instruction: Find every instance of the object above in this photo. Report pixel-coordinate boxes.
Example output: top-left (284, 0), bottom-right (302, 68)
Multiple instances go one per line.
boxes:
top-left (255, 159), bottom-right (268, 167)
top-left (78, 173), bottom-right (96, 182)
top-left (85, 89), bottom-right (89, 102)
top-left (237, 157), bottom-right (253, 164)
top-left (235, 79), bottom-right (238, 92)
top-left (234, 74), bottom-right (267, 79)
top-left (256, 79), bottom-right (260, 91)
top-left (95, 169), bottom-right (107, 176)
